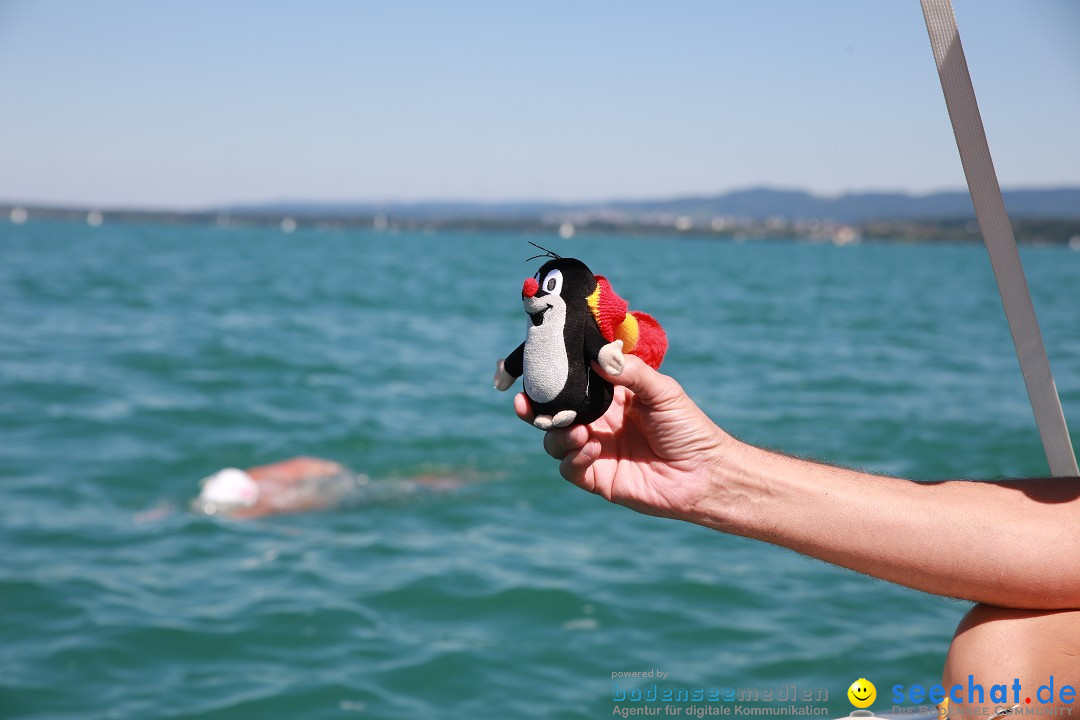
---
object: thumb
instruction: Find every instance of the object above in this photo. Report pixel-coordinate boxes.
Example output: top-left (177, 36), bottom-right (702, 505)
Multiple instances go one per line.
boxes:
top-left (592, 354), bottom-right (683, 408)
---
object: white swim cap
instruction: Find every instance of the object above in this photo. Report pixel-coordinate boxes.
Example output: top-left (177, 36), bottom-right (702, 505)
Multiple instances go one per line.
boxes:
top-left (198, 468), bottom-right (260, 508)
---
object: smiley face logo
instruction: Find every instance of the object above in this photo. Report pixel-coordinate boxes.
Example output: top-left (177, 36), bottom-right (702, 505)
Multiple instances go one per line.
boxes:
top-left (847, 678), bottom-right (876, 709)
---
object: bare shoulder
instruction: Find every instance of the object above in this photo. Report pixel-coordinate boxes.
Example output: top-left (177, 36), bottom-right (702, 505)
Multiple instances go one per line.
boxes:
top-left (247, 456), bottom-right (349, 484)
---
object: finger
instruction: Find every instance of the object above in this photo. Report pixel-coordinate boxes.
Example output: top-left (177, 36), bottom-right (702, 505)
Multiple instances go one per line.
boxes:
top-left (513, 393), bottom-right (535, 423)
top-left (543, 424), bottom-right (589, 460)
top-left (591, 354), bottom-right (682, 407)
top-left (559, 440), bottom-right (600, 490)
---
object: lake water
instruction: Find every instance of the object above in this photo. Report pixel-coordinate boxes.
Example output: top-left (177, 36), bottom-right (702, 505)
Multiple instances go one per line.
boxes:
top-left (1, 222), bottom-right (1077, 719)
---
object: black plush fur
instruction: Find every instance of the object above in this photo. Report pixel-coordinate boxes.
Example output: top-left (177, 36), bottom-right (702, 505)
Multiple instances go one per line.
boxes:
top-left (502, 258), bottom-right (615, 426)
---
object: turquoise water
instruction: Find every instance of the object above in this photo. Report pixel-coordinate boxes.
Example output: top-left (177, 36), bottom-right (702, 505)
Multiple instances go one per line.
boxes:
top-left (1, 222), bottom-right (1077, 719)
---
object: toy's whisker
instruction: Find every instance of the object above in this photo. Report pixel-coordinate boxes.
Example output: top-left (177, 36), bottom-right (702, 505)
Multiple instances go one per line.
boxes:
top-left (526, 241), bottom-right (561, 262)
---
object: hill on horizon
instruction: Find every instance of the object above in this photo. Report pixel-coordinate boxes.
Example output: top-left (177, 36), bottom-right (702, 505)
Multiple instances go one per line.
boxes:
top-left (224, 186), bottom-right (1080, 223)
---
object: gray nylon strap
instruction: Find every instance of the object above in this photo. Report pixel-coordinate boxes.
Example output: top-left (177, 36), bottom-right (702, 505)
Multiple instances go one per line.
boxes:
top-left (920, 0), bottom-right (1078, 476)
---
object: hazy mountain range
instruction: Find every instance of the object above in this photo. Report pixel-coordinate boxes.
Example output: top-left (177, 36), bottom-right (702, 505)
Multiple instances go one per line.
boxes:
top-left (225, 187), bottom-right (1080, 223)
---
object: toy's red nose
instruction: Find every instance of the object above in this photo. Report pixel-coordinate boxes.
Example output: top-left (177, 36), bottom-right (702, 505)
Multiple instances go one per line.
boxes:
top-left (522, 277), bottom-right (539, 298)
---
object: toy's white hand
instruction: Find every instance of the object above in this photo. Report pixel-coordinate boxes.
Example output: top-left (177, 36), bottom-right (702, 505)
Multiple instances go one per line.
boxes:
top-left (597, 340), bottom-right (625, 376)
top-left (493, 359), bottom-right (516, 391)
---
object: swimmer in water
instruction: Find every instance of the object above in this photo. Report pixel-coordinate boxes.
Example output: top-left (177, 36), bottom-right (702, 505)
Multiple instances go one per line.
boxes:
top-left (191, 456), bottom-right (462, 519)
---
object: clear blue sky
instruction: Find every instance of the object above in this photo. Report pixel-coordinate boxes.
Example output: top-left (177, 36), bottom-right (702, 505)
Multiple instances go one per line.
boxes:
top-left (1, 0), bottom-right (1077, 208)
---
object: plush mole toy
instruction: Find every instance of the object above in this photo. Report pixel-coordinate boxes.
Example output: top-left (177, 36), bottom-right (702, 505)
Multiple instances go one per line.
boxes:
top-left (493, 246), bottom-right (667, 429)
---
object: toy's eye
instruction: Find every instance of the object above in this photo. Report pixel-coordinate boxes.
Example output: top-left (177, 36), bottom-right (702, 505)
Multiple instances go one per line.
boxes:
top-left (541, 269), bottom-right (563, 295)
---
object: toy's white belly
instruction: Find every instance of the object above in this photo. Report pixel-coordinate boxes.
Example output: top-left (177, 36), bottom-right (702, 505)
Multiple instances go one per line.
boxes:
top-left (522, 321), bottom-right (568, 404)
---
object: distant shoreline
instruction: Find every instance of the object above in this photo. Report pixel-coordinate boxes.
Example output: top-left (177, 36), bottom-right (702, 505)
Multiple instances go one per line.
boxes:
top-left (4, 201), bottom-right (1080, 247)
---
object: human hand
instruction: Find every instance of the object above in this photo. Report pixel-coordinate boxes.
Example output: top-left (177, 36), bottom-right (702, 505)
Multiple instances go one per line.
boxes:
top-left (515, 355), bottom-right (736, 522)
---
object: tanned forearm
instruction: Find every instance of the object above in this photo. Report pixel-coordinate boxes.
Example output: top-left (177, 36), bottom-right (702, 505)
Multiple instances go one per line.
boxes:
top-left (692, 438), bottom-right (1080, 609)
